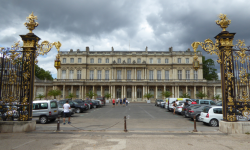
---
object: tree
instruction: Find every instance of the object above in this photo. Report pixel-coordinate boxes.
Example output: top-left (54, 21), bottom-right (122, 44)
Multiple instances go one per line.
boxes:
top-left (212, 94), bottom-right (221, 101)
top-left (196, 91), bottom-right (207, 99)
top-left (35, 64), bottom-right (53, 80)
top-left (180, 93), bottom-right (190, 98)
top-left (144, 93), bottom-right (154, 100)
top-left (36, 94), bottom-right (45, 100)
top-left (86, 91), bottom-right (97, 99)
top-left (161, 91), bottom-right (172, 98)
top-left (48, 89), bottom-right (61, 99)
top-left (66, 93), bottom-right (76, 100)
top-left (104, 93), bottom-right (111, 99)
top-left (202, 56), bottom-right (218, 80)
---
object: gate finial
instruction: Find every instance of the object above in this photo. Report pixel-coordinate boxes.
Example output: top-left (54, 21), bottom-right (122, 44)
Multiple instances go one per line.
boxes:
top-left (215, 14), bottom-right (231, 32)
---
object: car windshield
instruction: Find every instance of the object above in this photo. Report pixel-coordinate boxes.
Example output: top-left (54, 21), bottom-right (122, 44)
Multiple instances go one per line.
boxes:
top-left (73, 102), bottom-right (78, 105)
top-left (157, 100), bottom-right (163, 102)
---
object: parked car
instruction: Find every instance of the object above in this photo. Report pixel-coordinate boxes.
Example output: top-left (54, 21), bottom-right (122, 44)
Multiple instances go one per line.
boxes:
top-left (96, 97), bottom-right (105, 106)
top-left (175, 102), bottom-right (186, 114)
top-left (196, 99), bottom-right (216, 105)
top-left (32, 100), bottom-right (58, 124)
top-left (155, 99), bottom-right (163, 107)
top-left (166, 98), bottom-right (190, 111)
top-left (185, 105), bottom-right (209, 121)
top-left (200, 106), bottom-right (223, 127)
top-left (73, 99), bottom-right (88, 112)
top-left (160, 101), bottom-right (166, 108)
top-left (58, 103), bottom-right (75, 117)
top-left (94, 99), bottom-right (103, 107)
top-left (91, 100), bottom-right (100, 108)
top-left (84, 100), bottom-right (94, 109)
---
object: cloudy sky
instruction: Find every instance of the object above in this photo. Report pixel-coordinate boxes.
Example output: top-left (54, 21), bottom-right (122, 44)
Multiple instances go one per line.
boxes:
top-left (1, 0), bottom-right (250, 79)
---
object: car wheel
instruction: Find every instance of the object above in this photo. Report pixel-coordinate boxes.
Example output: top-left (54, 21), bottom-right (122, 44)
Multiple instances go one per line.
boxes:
top-left (196, 114), bottom-right (201, 122)
top-left (40, 116), bottom-right (48, 124)
top-left (209, 119), bottom-right (218, 127)
top-left (76, 108), bottom-right (81, 113)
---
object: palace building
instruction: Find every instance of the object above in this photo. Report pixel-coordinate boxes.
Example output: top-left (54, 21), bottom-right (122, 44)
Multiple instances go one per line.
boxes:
top-left (34, 46), bottom-right (221, 101)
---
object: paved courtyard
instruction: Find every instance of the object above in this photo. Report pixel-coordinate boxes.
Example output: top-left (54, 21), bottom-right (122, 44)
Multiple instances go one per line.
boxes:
top-left (36, 102), bottom-right (219, 132)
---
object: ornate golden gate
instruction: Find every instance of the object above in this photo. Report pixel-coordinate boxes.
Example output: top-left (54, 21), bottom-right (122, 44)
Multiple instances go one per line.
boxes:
top-left (192, 14), bottom-right (250, 122)
top-left (0, 12), bottom-right (61, 121)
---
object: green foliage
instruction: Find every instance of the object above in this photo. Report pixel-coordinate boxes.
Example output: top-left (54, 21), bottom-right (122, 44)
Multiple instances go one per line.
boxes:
top-left (104, 93), bottom-right (111, 99)
top-left (212, 94), bottom-right (221, 101)
top-left (144, 93), bottom-right (154, 100)
top-left (35, 65), bottom-right (53, 80)
top-left (36, 94), bottom-right (45, 100)
top-left (180, 93), bottom-right (191, 98)
top-left (86, 91), bottom-right (97, 99)
top-left (196, 91), bottom-right (207, 99)
top-left (161, 91), bottom-right (172, 98)
top-left (48, 89), bottom-right (61, 99)
top-left (66, 93), bottom-right (76, 100)
top-left (202, 56), bottom-right (218, 80)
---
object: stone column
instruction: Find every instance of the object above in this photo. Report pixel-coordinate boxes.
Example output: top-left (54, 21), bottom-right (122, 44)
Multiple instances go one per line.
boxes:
top-left (101, 85), bottom-right (103, 97)
top-left (124, 85), bottom-right (126, 98)
top-left (79, 85), bottom-right (81, 99)
top-left (44, 86), bottom-right (47, 99)
top-left (143, 86), bottom-right (144, 101)
top-left (66, 68), bottom-right (69, 79)
top-left (156, 86), bottom-right (158, 99)
top-left (71, 85), bottom-right (73, 95)
top-left (134, 68), bottom-right (136, 80)
top-left (132, 86), bottom-right (134, 101)
top-left (214, 86), bottom-right (216, 97)
top-left (163, 85), bottom-right (166, 99)
top-left (121, 86), bottom-right (123, 99)
top-left (135, 85), bottom-right (137, 101)
top-left (125, 68), bottom-right (127, 80)
top-left (186, 86), bottom-right (188, 94)
top-left (85, 86), bottom-right (87, 99)
top-left (93, 86), bottom-right (95, 99)
top-left (144, 68), bottom-right (146, 79)
top-left (172, 86), bottom-right (174, 98)
top-left (177, 86), bottom-right (179, 98)
top-left (111, 86), bottom-right (113, 99)
top-left (112, 68), bottom-right (114, 79)
top-left (194, 86), bottom-right (196, 99)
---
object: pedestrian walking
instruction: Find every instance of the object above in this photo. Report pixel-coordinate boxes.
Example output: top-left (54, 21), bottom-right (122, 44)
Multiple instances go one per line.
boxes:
top-left (116, 98), bottom-right (119, 105)
top-left (126, 98), bottom-right (128, 106)
top-left (63, 100), bottom-right (71, 125)
top-left (123, 98), bottom-right (126, 106)
top-left (120, 98), bottom-right (122, 106)
top-left (112, 98), bottom-right (115, 107)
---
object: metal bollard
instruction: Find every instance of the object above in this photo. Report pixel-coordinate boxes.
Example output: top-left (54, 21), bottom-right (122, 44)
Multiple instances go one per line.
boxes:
top-left (124, 116), bottom-right (128, 132)
top-left (193, 115), bottom-right (198, 132)
top-left (57, 116), bottom-right (60, 131)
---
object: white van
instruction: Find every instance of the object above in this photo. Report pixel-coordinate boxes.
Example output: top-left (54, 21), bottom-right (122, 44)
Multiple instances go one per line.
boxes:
top-left (165, 98), bottom-right (189, 111)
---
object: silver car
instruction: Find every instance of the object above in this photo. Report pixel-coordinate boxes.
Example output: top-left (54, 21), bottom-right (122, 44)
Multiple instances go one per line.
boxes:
top-left (32, 100), bottom-right (58, 124)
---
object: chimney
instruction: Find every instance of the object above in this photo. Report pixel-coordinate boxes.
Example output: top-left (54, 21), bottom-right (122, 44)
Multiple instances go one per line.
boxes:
top-left (187, 48), bottom-right (190, 52)
top-left (70, 49), bottom-right (73, 52)
top-left (145, 46), bottom-right (148, 52)
top-left (112, 47), bottom-right (114, 52)
top-left (169, 47), bottom-right (173, 52)
top-left (86, 47), bottom-right (89, 52)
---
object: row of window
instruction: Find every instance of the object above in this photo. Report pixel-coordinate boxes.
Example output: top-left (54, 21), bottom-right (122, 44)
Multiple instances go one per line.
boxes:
top-left (61, 70), bottom-right (198, 80)
top-left (62, 58), bottom-right (190, 64)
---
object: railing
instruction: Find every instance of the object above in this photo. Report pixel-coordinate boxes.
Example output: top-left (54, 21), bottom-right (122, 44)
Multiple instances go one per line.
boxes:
top-left (52, 79), bottom-right (208, 82)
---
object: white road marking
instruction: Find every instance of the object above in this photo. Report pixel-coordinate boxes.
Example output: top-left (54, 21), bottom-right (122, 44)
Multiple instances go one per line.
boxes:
top-left (139, 106), bottom-right (155, 119)
top-left (12, 140), bottom-right (35, 149)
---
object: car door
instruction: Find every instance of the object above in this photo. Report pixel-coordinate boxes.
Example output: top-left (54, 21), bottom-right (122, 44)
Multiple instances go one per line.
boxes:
top-left (212, 108), bottom-right (223, 121)
top-left (50, 101), bottom-right (58, 116)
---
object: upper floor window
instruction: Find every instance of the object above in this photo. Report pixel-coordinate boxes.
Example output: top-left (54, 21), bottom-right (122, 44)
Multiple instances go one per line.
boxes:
top-left (63, 58), bottom-right (66, 63)
top-left (165, 70), bottom-right (169, 80)
top-left (127, 58), bottom-right (131, 64)
top-left (69, 70), bottom-right (74, 79)
top-left (186, 58), bottom-right (189, 64)
top-left (117, 70), bottom-right (121, 79)
top-left (178, 70), bottom-right (182, 79)
top-left (77, 70), bottom-right (81, 79)
top-left (106, 58), bottom-right (109, 63)
top-left (149, 70), bottom-right (154, 80)
top-left (157, 58), bottom-right (161, 64)
top-left (90, 58), bottom-right (94, 63)
top-left (194, 70), bottom-right (198, 80)
top-left (150, 58), bottom-right (153, 64)
top-left (98, 58), bottom-right (102, 63)
top-left (105, 70), bottom-right (109, 80)
top-left (62, 70), bottom-right (66, 79)
top-left (165, 59), bottom-right (168, 64)
top-left (78, 58), bottom-right (82, 63)
top-left (137, 58), bottom-right (141, 63)
top-left (127, 70), bottom-right (131, 79)
top-left (70, 58), bottom-right (74, 63)
top-left (90, 70), bottom-right (94, 80)
top-left (186, 70), bottom-right (190, 80)
top-left (157, 70), bottom-right (161, 80)
top-left (137, 70), bottom-right (141, 80)
top-left (97, 70), bottom-right (102, 80)
top-left (118, 58), bottom-right (121, 63)
top-left (178, 58), bottom-right (181, 63)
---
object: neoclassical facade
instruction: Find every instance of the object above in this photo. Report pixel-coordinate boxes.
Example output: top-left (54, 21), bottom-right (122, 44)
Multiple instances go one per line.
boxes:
top-left (34, 47), bottom-right (222, 101)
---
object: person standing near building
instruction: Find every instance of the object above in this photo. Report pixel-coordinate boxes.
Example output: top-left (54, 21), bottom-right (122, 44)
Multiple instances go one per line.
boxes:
top-left (112, 98), bottom-right (115, 108)
top-left (123, 98), bottom-right (126, 106)
top-left (63, 100), bottom-right (71, 125)
top-left (126, 98), bottom-right (128, 106)
top-left (120, 98), bottom-right (122, 106)
top-left (116, 98), bottom-right (119, 105)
